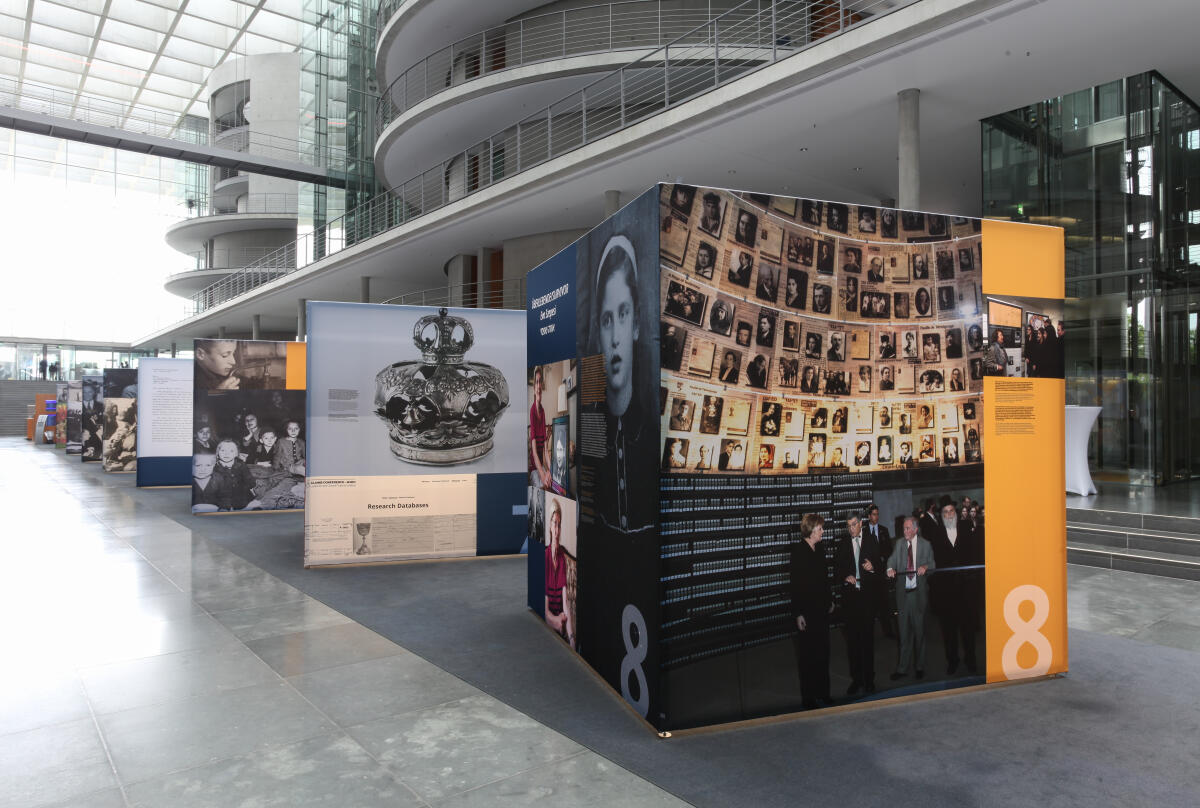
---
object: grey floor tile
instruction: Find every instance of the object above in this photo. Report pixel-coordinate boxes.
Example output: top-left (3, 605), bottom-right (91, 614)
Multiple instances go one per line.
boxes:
top-left (211, 597), bottom-right (353, 643)
top-left (290, 652), bottom-right (480, 727)
top-left (99, 681), bottom-right (337, 784)
top-left (37, 788), bottom-right (128, 808)
top-left (68, 612), bottom-right (240, 667)
top-left (1129, 620), bottom-right (1200, 653)
top-left (185, 572), bottom-right (310, 612)
top-left (245, 622), bottom-right (403, 677)
top-left (125, 733), bottom-right (423, 808)
top-left (432, 750), bottom-right (687, 808)
top-left (348, 695), bottom-right (583, 802)
top-left (81, 643), bottom-right (280, 715)
top-left (0, 666), bottom-right (91, 737)
top-left (0, 718), bottom-right (118, 808)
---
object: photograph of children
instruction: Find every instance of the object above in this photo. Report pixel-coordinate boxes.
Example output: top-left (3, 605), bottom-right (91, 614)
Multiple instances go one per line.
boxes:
top-left (193, 389), bottom-right (307, 513)
top-left (921, 332), bottom-right (942, 362)
top-left (948, 366), bottom-right (966, 391)
top-left (967, 324), bottom-right (984, 352)
top-left (804, 332), bottom-right (823, 360)
top-left (812, 283), bottom-right (833, 314)
top-left (733, 208), bottom-right (759, 248)
top-left (103, 398), bottom-right (138, 472)
top-left (719, 438), bottom-right (746, 470)
top-left (854, 440), bottom-right (872, 467)
top-left (857, 365), bottom-right (872, 393)
top-left (544, 493), bottom-right (577, 649)
top-left (760, 402), bottom-right (783, 437)
top-left (816, 240), bottom-right (835, 275)
top-left (782, 320), bottom-right (801, 351)
top-left (810, 407), bottom-right (829, 429)
top-left (807, 433), bottom-right (826, 467)
top-left (669, 396), bottom-right (696, 431)
top-left (938, 286), bottom-right (957, 315)
top-left (893, 292), bottom-right (911, 319)
top-left (842, 276), bottom-right (859, 315)
top-left (693, 241), bottom-right (717, 279)
top-left (687, 338), bottom-right (715, 378)
top-left (728, 249), bottom-right (754, 288)
top-left (942, 436), bottom-right (960, 464)
top-left (878, 331), bottom-right (897, 359)
top-left (824, 369), bottom-right (850, 395)
top-left (919, 369), bottom-right (946, 393)
top-left (964, 427), bottom-right (982, 462)
top-left (827, 203), bottom-right (849, 234)
top-left (914, 286), bottom-right (933, 317)
top-left (735, 321), bottom-right (753, 347)
top-left (699, 395), bottom-right (724, 433)
top-left (963, 401), bottom-right (977, 420)
top-left (784, 268), bottom-right (808, 310)
top-left (831, 405), bottom-right (849, 434)
top-left (945, 327), bottom-right (964, 359)
top-left (901, 211), bottom-right (925, 231)
top-left (800, 365), bottom-right (820, 393)
top-left (694, 442), bottom-right (716, 470)
top-left (910, 252), bottom-right (929, 281)
top-left (716, 349), bottom-right (741, 384)
top-left (826, 330), bottom-right (846, 362)
top-left (195, 339), bottom-right (287, 390)
top-left (662, 437), bottom-right (689, 470)
top-left (928, 214), bottom-right (948, 236)
top-left (757, 443), bottom-right (776, 471)
top-left (755, 309), bottom-right (777, 347)
top-left (969, 358), bottom-right (984, 381)
top-left (880, 207), bottom-right (898, 238)
top-left (878, 365), bottom-right (895, 392)
top-left (901, 329), bottom-right (918, 359)
top-left (664, 280), bottom-right (707, 325)
top-left (841, 245), bottom-right (863, 274)
top-left (867, 255), bottom-right (886, 283)
top-left (786, 233), bottom-right (810, 264)
top-left (877, 434), bottom-right (894, 465)
top-left (860, 291), bottom-right (891, 319)
top-left (661, 322), bottom-right (686, 371)
top-left (699, 191), bottom-right (725, 237)
top-left (958, 246), bottom-right (975, 272)
top-left (746, 354), bottom-right (770, 389)
top-left (708, 298), bottom-right (735, 336)
top-left (919, 434), bottom-right (937, 462)
top-left (801, 199), bottom-right (822, 226)
top-left (936, 250), bottom-right (955, 280)
top-left (916, 404), bottom-right (936, 429)
top-left (755, 261), bottom-right (781, 303)
top-left (669, 183), bottom-right (696, 218)
top-left (857, 206), bottom-right (877, 234)
top-left (778, 358), bottom-right (800, 388)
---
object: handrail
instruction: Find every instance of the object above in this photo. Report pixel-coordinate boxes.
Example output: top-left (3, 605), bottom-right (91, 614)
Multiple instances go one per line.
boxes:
top-left (178, 193), bottom-right (300, 219)
top-left (375, 0), bottom-right (724, 136)
top-left (181, 247), bottom-right (283, 270)
top-left (381, 276), bottom-right (527, 309)
top-left (185, 0), bottom-right (918, 318)
top-left (0, 77), bottom-right (347, 170)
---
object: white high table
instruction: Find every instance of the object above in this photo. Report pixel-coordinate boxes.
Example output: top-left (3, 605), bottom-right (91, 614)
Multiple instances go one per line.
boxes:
top-left (1065, 405), bottom-right (1102, 495)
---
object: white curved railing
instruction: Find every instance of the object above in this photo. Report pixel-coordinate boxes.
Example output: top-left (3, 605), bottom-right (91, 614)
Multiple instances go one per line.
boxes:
top-left (188, 0), bottom-right (917, 317)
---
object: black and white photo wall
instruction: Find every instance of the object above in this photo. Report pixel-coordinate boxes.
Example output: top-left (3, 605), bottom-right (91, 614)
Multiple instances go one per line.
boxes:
top-left (303, 302), bottom-right (526, 566)
top-left (101, 368), bottom-right (138, 472)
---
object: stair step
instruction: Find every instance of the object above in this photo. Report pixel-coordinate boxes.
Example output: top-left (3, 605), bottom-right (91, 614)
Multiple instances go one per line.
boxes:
top-left (1066, 542), bottom-right (1200, 583)
top-left (1067, 523), bottom-right (1200, 558)
top-left (1067, 506), bottom-right (1200, 538)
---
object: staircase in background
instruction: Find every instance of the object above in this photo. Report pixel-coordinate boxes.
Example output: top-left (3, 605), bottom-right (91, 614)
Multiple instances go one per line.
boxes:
top-left (1068, 507), bottom-right (1200, 582)
top-left (0, 380), bottom-right (58, 437)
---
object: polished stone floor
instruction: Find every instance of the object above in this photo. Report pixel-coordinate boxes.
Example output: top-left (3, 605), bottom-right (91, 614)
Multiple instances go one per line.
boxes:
top-left (5, 437), bottom-right (1200, 807)
top-left (1067, 478), bottom-right (1200, 517)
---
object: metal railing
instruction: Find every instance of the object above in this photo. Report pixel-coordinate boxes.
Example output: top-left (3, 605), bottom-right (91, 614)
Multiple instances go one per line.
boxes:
top-left (375, 0), bottom-right (735, 135)
top-left (186, 0), bottom-right (915, 317)
top-left (179, 193), bottom-right (300, 218)
top-left (382, 276), bottom-right (528, 309)
top-left (181, 247), bottom-right (283, 271)
top-left (0, 77), bottom-right (347, 170)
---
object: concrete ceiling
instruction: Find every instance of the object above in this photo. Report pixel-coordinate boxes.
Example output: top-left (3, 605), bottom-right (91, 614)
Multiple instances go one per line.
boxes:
top-left (137, 0), bottom-right (1200, 350)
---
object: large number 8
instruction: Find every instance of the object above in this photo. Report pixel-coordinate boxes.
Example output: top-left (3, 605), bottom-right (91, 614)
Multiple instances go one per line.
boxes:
top-left (620, 604), bottom-right (649, 717)
top-left (1001, 584), bottom-right (1052, 679)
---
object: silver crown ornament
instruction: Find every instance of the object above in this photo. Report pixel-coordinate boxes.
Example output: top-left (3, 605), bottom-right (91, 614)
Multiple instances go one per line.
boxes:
top-left (374, 308), bottom-right (509, 464)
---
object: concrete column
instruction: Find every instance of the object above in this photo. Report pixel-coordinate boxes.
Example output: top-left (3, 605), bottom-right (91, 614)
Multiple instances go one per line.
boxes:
top-left (296, 298), bottom-right (307, 341)
top-left (251, 314), bottom-right (261, 340)
top-left (604, 190), bottom-right (622, 217)
top-left (898, 88), bottom-right (920, 211)
top-left (477, 247), bottom-right (497, 307)
top-left (217, 326), bottom-right (227, 339)
top-left (170, 342), bottom-right (177, 358)
top-left (360, 276), bottom-right (371, 303)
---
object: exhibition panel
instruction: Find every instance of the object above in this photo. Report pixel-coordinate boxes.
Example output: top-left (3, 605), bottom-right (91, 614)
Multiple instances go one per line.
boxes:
top-left (65, 379), bottom-right (82, 455)
top-left (304, 302), bottom-right (526, 566)
top-left (79, 375), bottom-right (104, 462)
top-left (527, 184), bottom-right (1067, 731)
top-left (192, 339), bottom-right (307, 514)
top-left (54, 383), bottom-right (66, 448)
top-left (136, 358), bottom-right (194, 487)
top-left (101, 368), bottom-right (138, 472)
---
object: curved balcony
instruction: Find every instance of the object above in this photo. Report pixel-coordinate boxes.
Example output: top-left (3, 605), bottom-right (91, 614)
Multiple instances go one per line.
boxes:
top-left (166, 194), bottom-right (300, 253)
top-left (164, 248), bottom-right (292, 298)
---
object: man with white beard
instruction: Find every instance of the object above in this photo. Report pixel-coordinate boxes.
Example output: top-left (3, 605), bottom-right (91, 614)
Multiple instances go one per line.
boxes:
top-left (929, 498), bottom-right (983, 675)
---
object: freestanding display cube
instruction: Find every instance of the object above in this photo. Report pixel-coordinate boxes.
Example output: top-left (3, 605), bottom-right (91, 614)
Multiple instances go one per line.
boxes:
top-left (526, 184), bottom-right (1069, 732)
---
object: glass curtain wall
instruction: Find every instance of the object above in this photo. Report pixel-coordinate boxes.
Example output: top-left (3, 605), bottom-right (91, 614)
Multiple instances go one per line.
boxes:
top-left (982, 71), bottom-right (1200, 485)
top-left (0, 342), bottom-right (153, 381)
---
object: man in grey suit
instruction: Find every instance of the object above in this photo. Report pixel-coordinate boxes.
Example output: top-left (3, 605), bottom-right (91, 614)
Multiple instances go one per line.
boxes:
top-left (984, 329), bottom-right (1008, 376)
top-left (887, 515), bottom-right (936, 680)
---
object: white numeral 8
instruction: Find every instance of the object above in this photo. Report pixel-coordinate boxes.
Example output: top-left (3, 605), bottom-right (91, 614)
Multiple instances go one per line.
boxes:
top-left (1001, 584), bottom-right (1052, 679)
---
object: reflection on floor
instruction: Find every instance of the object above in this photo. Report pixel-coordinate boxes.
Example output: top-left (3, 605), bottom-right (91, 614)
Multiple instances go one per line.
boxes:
top-left (4, 437), bottom-right (1200, 807)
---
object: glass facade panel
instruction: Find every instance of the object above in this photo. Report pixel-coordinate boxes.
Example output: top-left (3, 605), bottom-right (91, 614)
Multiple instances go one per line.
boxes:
top-left (983, 71), bottom-right (1200, 485)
